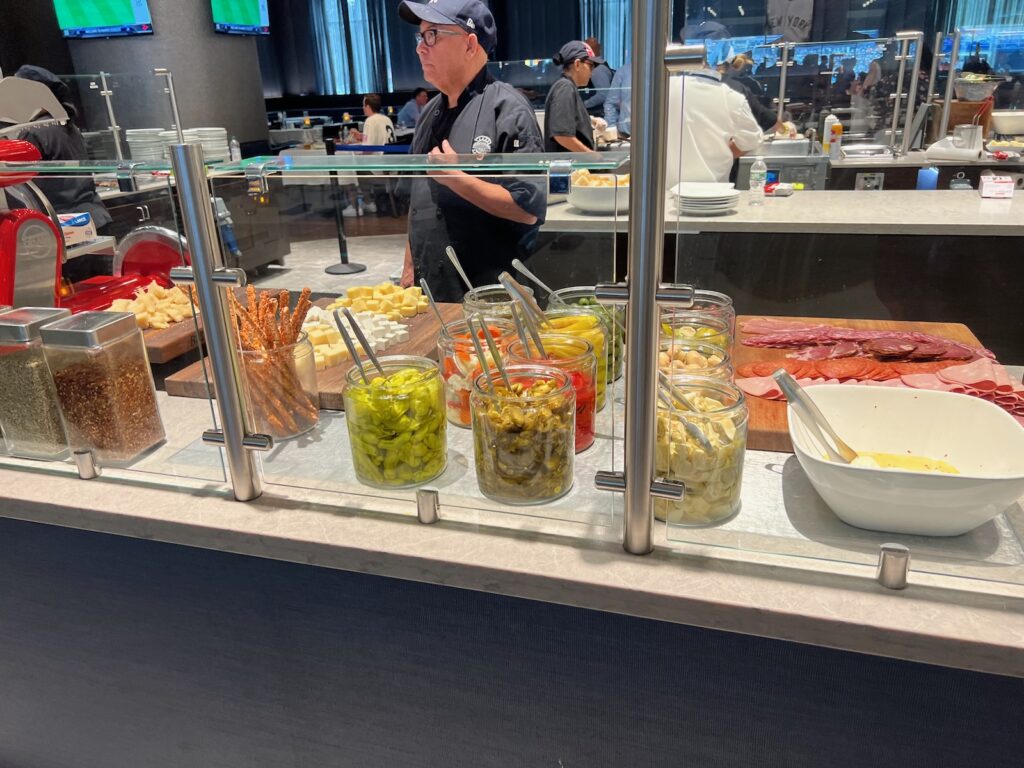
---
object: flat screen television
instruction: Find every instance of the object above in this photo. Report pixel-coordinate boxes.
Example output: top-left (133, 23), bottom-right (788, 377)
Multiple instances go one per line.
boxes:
top-left (54, 0), bottom-right (154, 38)
top-left (211, 0), bottom-right (270, 36)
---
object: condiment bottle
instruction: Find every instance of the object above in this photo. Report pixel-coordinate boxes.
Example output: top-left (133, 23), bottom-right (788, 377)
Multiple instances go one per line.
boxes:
top-left (0, 307), bottom-right (71, 460)
top-left (41, 311), bottom-right (166, 466)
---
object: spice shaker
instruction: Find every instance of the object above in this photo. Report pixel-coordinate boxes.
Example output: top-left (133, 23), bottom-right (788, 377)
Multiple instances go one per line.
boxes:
top-left (41, 311), bottom-right (166, 466)
top-left (0, 307), bottom-right (71, 460)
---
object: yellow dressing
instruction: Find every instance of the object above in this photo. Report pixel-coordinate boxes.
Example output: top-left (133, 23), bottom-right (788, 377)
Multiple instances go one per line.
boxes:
top-left (848, 451), bottom-right (959, 475)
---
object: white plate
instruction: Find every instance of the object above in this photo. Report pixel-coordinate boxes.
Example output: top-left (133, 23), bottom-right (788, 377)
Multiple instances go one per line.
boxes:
top-left (678, 197), bottom-right (740, 206)
top-left (671, 181), bottom-right (736, 199)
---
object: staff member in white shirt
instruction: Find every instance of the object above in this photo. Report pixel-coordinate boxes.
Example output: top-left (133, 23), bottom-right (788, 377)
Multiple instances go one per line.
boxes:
top-left (665, 68), bottom-right (763, 187)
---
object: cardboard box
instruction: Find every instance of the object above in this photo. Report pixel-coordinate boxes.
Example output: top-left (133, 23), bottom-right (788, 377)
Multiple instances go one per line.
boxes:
top-left (979, 175), bottom-right (1015, 199)
top-left (57, 212), bottom-right (98, 246)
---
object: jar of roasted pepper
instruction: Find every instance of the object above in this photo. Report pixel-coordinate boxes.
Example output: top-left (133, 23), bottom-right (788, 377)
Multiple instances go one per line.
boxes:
top-left (506, 333), bottom-right (596, 453)
top-left (540, 307), bottom-right (609, 411)
top-left (548, 286), bottom-right (625, 382)
top-left (471, 365), bottom-right (575, 504)
top-left (437, 318), bottom-right (515, 428)
top-left (655, 377), bottom-right (747, 526)
top-left (343, 355), bottom-right (447, 488)
top-left (462, 284), bottom-right (534, 320)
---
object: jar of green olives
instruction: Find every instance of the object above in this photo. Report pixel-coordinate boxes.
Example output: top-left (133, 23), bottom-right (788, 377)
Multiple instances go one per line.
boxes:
top-left (471, 365), bottom-right (575, 505)
top-left (343, 356), bottom-right (447, 488)
top-left (548, 285), bottom-right (625, 382)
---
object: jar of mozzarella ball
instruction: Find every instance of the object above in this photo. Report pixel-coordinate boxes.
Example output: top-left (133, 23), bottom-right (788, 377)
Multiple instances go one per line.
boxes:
top-left (655, 377), bottom-right (747, 526)
top-left (658, 340), bottom-right (732, 381)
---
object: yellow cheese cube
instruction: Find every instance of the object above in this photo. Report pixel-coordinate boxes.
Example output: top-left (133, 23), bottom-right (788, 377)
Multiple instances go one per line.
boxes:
top-left (365, 299), bottom-right (380, 311)
top-left (399, 305), bottom-right (417, 318)
top-left (351, 299), bottom-right (367, 312)
top-left (314, 353), bottom-right (327, 372)
top-left (307, 328), bottom-right (330, 346)
top-left (325, 329), bottom-right (342, 345)
top-left (347, 286), bottom-right (372, 299)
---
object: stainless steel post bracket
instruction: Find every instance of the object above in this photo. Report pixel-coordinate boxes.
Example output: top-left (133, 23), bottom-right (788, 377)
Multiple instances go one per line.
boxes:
top-left (416, 489), bottom-right (440, 525)
top-left (73, 450), bottom-right (101, 480)
top-left (202, 429), bottom-right (274, 452)
top-left (876, 543), bottom-right (910, 590)
top-left (169, 266), bottom-right (246, 287)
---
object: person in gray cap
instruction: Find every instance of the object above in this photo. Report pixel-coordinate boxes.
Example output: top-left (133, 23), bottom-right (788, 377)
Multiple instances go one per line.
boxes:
top-left (396, 0), bottom-right (546, 302)
top-left (544, 40), bottom-right (601, 153)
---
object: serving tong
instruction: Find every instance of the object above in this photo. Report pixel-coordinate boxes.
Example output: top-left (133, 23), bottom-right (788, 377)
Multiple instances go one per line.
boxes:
top-left (772, 369), bottom-right (857, 464)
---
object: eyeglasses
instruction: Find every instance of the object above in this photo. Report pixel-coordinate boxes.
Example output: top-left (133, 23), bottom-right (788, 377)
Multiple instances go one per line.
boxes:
top-left (415, 28), bottom-right (466, 48)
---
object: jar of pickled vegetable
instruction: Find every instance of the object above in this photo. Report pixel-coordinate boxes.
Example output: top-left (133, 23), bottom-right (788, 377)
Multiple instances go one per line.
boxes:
top-left (549, 286), bottom-right (625, 382)
top-left (343, 356), bottom-right (447, 488)
top-left (541, 307), bottom-right (609, 411)
top-left (658, 340), bottom-right (732, 381)
top-left (471, 365), bottom-right (575, 505)
top-left (438, 318), bottom-right (515, 428)
top-left (655, 377), bottom-right (747, 526)
top-left (240, 332), bottom-right (319, 440)
top-left (462, 284), bottom-right (534, 320)
top-left (691, 289), bottom-right (736, 338)
top-left (506, 333), bottom-right (597, 453)
top-left (659, 311), bottom-right (731, 352)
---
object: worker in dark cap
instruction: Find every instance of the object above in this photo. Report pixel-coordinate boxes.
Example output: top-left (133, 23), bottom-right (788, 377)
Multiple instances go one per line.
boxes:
top-left (397, 0), bottom-right (546, 302)
top-left (544, 40), bottom-right (602, 153)
top-left (12, 65), bottom-right (111, 232)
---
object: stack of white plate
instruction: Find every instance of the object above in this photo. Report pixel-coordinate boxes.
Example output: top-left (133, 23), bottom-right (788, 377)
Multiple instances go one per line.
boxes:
top-left (125, 128), bottom-right (166, 161)
top-left (157, 128), bottom-right (230, 161)
top-left (671, 182), bottom-right (740, 217)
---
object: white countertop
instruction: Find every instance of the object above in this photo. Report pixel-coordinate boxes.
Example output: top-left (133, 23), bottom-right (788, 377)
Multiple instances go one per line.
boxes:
top-left (543, 189), bottom-right (1023, 236)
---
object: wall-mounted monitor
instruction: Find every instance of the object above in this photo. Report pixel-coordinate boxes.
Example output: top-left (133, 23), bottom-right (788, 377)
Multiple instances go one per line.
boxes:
top-left (212, 0), bottom-right (270, 36)
top-left (54, 0), bottom-right (154, 39)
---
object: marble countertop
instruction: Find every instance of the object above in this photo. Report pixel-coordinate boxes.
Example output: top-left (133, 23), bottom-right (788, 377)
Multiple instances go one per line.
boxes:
top-left (831, 150), bottom-right (1024, 168)
top-left (543, 189), bottom-right (1023, 236)
top-left (2, 443), bottom-right (1023, 678)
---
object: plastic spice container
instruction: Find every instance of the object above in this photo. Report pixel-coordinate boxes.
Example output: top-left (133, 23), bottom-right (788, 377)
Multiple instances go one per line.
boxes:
top-left (462, 284), bottom-right (533, 320)
top-left (658, 340), bottom-right (733, 381)
top-left (343, 356), bottom-right (447, 488)
top-left (0, 307), bottom-right (70, 460)
top-left (655, 377), bottom-right (747, 526)
top-left (541, 307), bottom-right (609, 411)
top-left (41, 311), bottom-right (165, 466)
top-left (471, 365), bottom-right (575, 504)
top-left (659, 310), bottom-right (731, 352)
top-left (549, 285), bottom-right (625, 382)
top-left (438, 318), bottom-right (515, 428)
top-left (506, 333), bottom-right (597, 453)
top-left (240, 332), bottom-right (319, 440)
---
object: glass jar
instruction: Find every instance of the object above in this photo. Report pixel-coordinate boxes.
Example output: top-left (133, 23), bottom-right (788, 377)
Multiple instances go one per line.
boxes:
top-left (691, 289), bottom-right (736, 338)
top-left (506, 333), bottom-right (597, 453)
top-left (654, 377), bottom-right (748, 526)
top-left (239, 332), bottom-right (319, 440)
top-left (343, 356), bottom-right (447, 488)
top-left (0, 307), bottom-right (70, 460)
top-left (541, 307), bottom-right (609, 411)
top-left (471, 365), bottom-right (575, 505)
top-left (659, 311), bottom-right (731, 352)
top-left (658, 340), bottom-right (733, 381)
top-left (549, 285), bottom-right (625, 382)
top-left (462, 284), bottom-right (534, 320)
top-left (437, 318), bottom-right (515, 428)
top-left (41, 311), bottom-right (166, 466)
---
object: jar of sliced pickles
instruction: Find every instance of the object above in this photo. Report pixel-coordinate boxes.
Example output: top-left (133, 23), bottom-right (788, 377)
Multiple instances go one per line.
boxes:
top-left (658, 340), bottom-right (732, 381)
top-left (549, 286), bottom-right (625, 382)
top-left (655, 377), bottom-right (747, 526)
top-left (541, 307), bottom-right (609, 411)
top-left (343, 356), bottom-right (447, 488)
top-left (438, 318), bottom-right (515, 428)
top-left (462, 284), bottom-right (534, 320)
top-left (659, 311), bottom-right (731, 352)
top-left (471, 365), bottom-right (575, 504)
top-left (506, 333), bottom-right (597, 453)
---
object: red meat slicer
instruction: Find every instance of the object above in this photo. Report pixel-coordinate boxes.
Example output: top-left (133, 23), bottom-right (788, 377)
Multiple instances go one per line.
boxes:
top-left (0, 139), bottom-right (189, 312)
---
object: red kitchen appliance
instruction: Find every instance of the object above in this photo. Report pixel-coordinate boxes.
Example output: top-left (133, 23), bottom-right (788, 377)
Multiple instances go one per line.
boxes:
top-left (0, 139), bottom-right (189, 312)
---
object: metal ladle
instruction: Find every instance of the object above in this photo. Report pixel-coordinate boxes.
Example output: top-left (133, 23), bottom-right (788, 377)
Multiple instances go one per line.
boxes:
top-left (466, 316), bottom-right (496, 394)
top-left (773, 369), bottom-right (857, 464)
top-left (445, 246), bottom-right (474, 292)
top-left (419, 278), bottom-right (451, 339)
top-left (511, 258), bottom-right (568, 306)
top-left (476, 316), bottom-right (512, 390)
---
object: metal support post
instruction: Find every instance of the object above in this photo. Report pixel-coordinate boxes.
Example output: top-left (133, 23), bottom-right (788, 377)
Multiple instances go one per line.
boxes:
top-left (154, 68), bottom-right (185, 143)
top-left (899, 32), bottom-right (924, 156)
top-left (170, 142), bottom-right (263, 501)
top-left (774, 43), bottom-right (793, 125)
top-left (90, 71), bottom-right (124, 162)
top-left (924, 32), bottom-right (944, 110)
top-left (887, 36), bottom-right (911, 154)
top-left (939, 29), bottom-right (962, 138)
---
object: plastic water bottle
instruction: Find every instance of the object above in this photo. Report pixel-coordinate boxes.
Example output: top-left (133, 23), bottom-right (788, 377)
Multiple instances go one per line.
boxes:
top-left (229, 136), bottom-right (241, 162)
top-left (749, 156), bottom-right (767, 206)
top-left (822, 112), bottom-right (839, 153)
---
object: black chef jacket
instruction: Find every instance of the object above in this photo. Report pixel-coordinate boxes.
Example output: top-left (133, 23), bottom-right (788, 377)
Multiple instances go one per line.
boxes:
top-left (543, 74), bottom-right (595, 153)
top-left (19, 122), bottom-right (112, 230)
top-left (408, 66), bottom-right (546, 303)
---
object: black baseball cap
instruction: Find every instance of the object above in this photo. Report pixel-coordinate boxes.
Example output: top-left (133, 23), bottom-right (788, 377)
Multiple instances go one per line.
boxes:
top-left (554, 40), bottom-right (605, 67)
top-left (398, 0), bottom-right (497, 55)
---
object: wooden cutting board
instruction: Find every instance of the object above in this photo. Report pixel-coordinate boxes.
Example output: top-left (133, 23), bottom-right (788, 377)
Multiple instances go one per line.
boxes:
top-left (164, 301), bottom-right (463, 411)
top-left (144, 315), bottom-right (204, 364)
top-left (733, 315), bottom-right (985, 453)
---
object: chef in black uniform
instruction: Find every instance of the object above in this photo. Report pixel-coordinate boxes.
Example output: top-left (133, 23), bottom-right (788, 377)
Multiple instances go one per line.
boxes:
top-left (544, 41), bottom-right (601, 153)
top-left (397, 0), bottom-right (546, 301)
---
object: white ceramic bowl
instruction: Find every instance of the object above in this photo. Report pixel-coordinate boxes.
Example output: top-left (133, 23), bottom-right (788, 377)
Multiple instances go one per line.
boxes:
top-left (567, 181), bottom-right (629, 214)
top-left (788, 385), bottom-right (1024, 537)
top-left (991, 110), bottom-right (1024, 136)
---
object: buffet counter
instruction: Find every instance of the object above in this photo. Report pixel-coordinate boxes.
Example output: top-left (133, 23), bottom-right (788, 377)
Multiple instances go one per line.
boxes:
top-left (542, 189), bottom-right (1024, 236)
top-left (3, 453), bottom-right (1023, 678)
